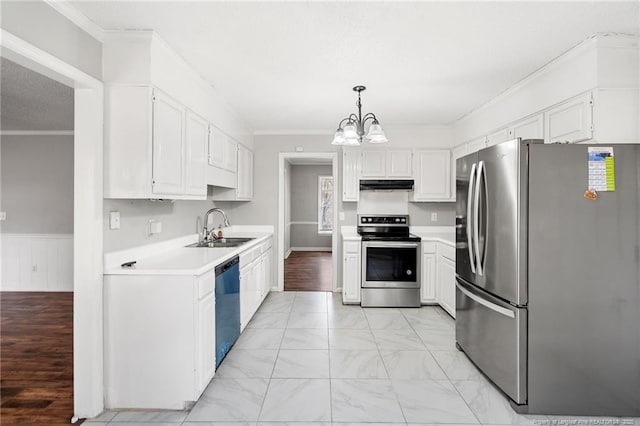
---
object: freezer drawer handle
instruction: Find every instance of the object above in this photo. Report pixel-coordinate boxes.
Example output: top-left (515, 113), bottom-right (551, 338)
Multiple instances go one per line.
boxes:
top-left (456, 281), bottom-right (515, 318)
top-left (467, 163), bottom-right (477, 273)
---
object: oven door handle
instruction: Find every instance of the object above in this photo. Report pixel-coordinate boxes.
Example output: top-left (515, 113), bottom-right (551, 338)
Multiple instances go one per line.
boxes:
top-left (362, 241), bottom-right (419, 248)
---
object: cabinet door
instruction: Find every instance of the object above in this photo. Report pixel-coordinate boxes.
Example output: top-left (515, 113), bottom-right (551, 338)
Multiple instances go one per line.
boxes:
top-left (196, 293), bottom-right (215, 393)
top-left (486, 128), bottom-right (509, 148)
top-left (412, 150), bottom-right (451, 201)
top-left (239, 268), bottom-right (251, 331)
top-left (208, 126), bottom-right (225, 168)
top-left (342, 149), bottom-right (361, 202)
top-left (467, 136), bottom-right (487, 153)
top-left (185, 111), bottom-right (208, 197)
top-left (263, 249), bottom-right (272, 295)
top-left (509, 113), bottom-right (543, 140)
top-left (152, 90), bottom-right (185, 195)
top-left (342, 242), bottom-right (361, 304)
top-left (361, 150), bottom-right (386, 178)
top-left (421, 252), bottom-right (437, 304)
top-left (450, 145), bottom-right (469, 202)
top-left (387, 150), bottom-right (412, 177)
top-left (237, 144), bottom-right (253, 200)
top-left (438, 256), bottom-right (456, 318)
top-left (224, 138), bottom-right (238, 172)
top-left (545, 92), bottom-right (593, 144)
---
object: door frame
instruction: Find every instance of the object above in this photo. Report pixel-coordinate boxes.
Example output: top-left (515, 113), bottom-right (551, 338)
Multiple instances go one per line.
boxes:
top-left (1, 30), bottom-right (105, 420)
top-left (277, 152), bottom-right (339, 292)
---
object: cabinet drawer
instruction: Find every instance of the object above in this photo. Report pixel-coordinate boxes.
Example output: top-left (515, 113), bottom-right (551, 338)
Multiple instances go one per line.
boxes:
top-left (422, 241), bottom-right (437, 254)
top-left (438, 243), bottom-right (455, 261)
top-left (198, 278), bottom-right (214, 299)
top-left (344, 241), bottom-right (361, 254)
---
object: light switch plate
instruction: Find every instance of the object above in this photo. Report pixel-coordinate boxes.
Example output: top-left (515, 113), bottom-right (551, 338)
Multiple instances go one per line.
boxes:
top-left (431, 212), bottom-right (438, 221)
top-left (109, 211), bottom-right (120, 229)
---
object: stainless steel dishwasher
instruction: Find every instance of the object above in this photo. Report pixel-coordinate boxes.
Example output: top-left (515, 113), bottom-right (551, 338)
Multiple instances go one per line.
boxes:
top-left (215, 256), bottom-right (240, 368)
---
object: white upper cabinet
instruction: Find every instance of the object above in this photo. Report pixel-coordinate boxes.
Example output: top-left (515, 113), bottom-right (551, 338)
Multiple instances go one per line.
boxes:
top-left (342, 148), bottom-right (361, 202)
top-left (361, 150), bottom-right (386, 178)
top-left (185, 111), bottom-right (208, 197)
top-left (361, 149), bottom-right (412, 179)
top-left (224, 137), bottom-right (238, 172)
top-left (211, 143), bottom-right (253, 201)
top-left (545, 92), bottom-right (593, 144)
top-left (208, 126), bottom-right (226, 169)
top-left (386, 150), bottom-right (413, 177)
top-left (509, 113), bottom-right (544, 141)
top-left (449, 144), bottom-right (469, 202)
top-left (486, 127), bottom-right (510, 148)
top-left (467, 136), bottom-right (488, 153)
top-left (104, 86), bottom-right (206, 200)
top-left (411, 150), bottom-right (451, 201)
top-left (152, 90), bottom-right (185, 196)
top-left (237, 144), bottom-right (253, 200)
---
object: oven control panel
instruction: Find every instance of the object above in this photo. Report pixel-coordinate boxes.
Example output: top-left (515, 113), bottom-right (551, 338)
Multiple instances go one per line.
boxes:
top-left (358, 215), bottom-right (409, 226)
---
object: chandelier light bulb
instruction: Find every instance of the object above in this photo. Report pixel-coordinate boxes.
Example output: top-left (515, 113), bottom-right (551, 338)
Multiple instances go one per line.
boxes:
top-left (331, 129), bottom-right (346, 145)
top-left (343, 123), bottom-right (358, 139)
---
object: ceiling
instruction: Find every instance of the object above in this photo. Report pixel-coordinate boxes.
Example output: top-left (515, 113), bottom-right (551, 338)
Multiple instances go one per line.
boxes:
top-left (0, 58), bottom-right (74, 131)
top-left (70, 1), bottom-right (639, 133)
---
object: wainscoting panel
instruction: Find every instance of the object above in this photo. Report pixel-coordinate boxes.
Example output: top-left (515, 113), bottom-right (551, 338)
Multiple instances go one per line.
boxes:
top-left (1, 234), bottom-right (73, 291)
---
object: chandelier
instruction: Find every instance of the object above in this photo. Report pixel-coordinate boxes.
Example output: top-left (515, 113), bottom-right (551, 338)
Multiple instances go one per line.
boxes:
top-left (331, 85), bottom-right (388, 146)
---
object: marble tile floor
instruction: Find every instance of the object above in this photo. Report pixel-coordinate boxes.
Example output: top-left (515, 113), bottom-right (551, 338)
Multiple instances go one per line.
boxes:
top-left (86, 292), bottom-right (637, 426)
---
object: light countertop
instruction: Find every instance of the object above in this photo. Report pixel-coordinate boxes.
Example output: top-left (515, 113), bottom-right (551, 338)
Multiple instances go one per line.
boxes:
top-left (342, 225), bottom-right (455, 246)
top-left (104, 227), bottom-right (274, 276)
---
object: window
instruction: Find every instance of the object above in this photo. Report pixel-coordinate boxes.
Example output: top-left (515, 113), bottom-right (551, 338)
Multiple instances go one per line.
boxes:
top-left (318, 175), bottom-right (333, 234)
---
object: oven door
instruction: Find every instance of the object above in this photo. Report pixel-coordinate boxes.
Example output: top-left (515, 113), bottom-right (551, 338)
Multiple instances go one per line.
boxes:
top-left (361, 241), bottom-right (420, 288)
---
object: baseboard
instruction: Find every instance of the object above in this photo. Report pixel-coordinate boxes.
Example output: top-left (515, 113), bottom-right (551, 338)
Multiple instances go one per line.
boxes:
top-left (291, 247), bottom-right (332, 252)
top-left (285, 248), bottom-right (292, 259)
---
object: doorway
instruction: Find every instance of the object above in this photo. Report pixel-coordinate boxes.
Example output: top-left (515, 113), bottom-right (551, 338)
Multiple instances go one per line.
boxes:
top-left (278, 153), bottom-right (338, 293)
top-left (1, 31), bottom-right (104, 420)
top-left (0, 57), bottom-right (76, 423)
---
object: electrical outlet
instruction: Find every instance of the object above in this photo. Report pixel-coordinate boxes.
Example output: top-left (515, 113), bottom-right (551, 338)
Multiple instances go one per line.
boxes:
top-left (339, 212), bottom-right (345, 221)
top-left (32, 265), bottom-right (37, 272)
top-left (148, 220), bottom-right (162, 235)
top-left (0, 211), bottom-right (6, 221)
top-left (109, 211), bottom-right (120, 229)
top-left (431, 212), bottom-right (438, 222)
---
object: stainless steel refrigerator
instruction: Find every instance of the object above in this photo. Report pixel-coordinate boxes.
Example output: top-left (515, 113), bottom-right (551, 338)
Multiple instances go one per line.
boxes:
top-left (455, 139), bottom-right (640, 416)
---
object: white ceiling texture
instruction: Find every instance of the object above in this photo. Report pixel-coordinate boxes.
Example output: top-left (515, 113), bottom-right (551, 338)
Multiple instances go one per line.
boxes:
top-left (0, 58), bottom-right (74, 131)
top-left (71, 1), bottom-right (639, 133)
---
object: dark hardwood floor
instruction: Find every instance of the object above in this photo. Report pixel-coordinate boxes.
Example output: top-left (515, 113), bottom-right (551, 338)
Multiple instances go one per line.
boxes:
top-left (1, 292), bottom-right (76, 425)
top-left (284, 251), bottom-right (333, 292)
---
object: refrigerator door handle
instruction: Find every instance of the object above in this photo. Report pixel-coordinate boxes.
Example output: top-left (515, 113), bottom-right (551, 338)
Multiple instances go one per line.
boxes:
top-left (467, 163), bottom-right (477, 273)
top-left (474, 161), bottom-right (484, 275)
top-left (479, 160), bottom-right (489, 273)
top-left (456, 280), bottom-right (515, 318)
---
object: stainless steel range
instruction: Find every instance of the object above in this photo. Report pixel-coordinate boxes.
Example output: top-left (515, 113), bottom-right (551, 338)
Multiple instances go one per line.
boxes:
top-left (358, 214), bottom-right (421, 308)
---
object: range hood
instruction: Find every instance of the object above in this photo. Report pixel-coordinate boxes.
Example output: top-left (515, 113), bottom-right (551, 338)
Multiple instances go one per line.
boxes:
top-left (359, 179), bottom-right (414, 191)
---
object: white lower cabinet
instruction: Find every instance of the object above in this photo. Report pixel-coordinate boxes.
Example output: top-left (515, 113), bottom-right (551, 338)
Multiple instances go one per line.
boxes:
top-left (342, 241), bottom-right (361, 304)
top-left (240, 238), bottom-right (273, 331)
top-left (421, 242), bottom-right (438, 304)
top-left (437, 244), bottom-right (456, 318)
top-left (104, 271), bottom-right (216, 409)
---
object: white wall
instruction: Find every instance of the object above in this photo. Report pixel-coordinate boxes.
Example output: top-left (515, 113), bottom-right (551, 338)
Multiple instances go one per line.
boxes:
top-left (290, 164), bottom-right (333, 249)
top-left (1, 134), bottom-right (74, 234)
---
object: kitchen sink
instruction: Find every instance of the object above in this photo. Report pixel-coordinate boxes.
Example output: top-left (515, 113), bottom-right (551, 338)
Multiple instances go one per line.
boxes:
top-left (186, 237), bottom-right (255, 248)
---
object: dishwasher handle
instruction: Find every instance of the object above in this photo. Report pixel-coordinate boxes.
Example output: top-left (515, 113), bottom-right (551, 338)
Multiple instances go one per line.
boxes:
top-left (216, 256), bottom-right (240, 275)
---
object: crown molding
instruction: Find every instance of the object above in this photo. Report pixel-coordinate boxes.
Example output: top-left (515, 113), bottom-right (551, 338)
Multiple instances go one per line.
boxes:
top-left (0, 130), bottom-right (74, 136)
top-left (44, 0), bottom-right (105, 43)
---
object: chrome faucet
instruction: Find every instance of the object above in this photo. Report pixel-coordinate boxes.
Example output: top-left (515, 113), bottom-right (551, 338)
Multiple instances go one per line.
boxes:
top-left (203, 208), bottom-right (231, 240)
